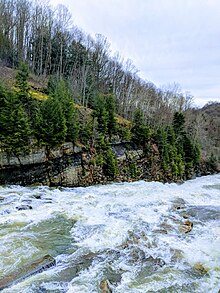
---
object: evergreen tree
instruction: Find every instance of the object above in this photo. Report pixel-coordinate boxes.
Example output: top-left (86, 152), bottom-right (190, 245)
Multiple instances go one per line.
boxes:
top-left (0, 92), bottom-right (31, 156)
top-left (47, 75), bottom-right (59, 95)
top-left (105, 94), bottom-right (117, 138)
top-left (15, 61), bottom-right (35, 120)
top-left (54, 79), bottom-right (79, 144)
top-left (172, 112), bottom-right (185, 135)
top-left (15, 61), bottom-right (30, 103)
top-left (182, 133), bottom-right (195, 164)
top-left (0, 82), bottom-right (8, 108)
top-left (79, 121), bottom-right (93, 146)
top-left (35, 96), bottom-right (67, 147)
top-left (131, 110), bottom-right (150, 147)
top-left (93, 94), bottom-right (108, 135)
top-left (103, 145), bottom-right (117, 178)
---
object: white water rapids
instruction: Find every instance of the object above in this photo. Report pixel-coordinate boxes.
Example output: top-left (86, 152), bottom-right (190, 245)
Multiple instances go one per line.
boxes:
top-left (0, 174), bottom-right (220, 292)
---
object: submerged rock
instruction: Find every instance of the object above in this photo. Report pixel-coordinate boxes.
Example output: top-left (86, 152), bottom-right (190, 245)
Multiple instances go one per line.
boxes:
top-left (16, 204), bottom-right (32, 211)
top-left (171, 198), bottom-right (187, 211)
top-left (0, 255), bottom-right (56, 290)
top-left (183, 205), bottom-right (220, 221)
top-left (99, 280), bottom-right (112, 293)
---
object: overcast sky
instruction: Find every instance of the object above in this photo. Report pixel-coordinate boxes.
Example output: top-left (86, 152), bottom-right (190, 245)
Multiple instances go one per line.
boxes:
top-left (50, 0), bottom-right (220, 107)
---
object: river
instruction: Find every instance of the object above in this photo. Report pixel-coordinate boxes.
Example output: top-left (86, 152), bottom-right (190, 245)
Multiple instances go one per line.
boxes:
top-left (0, 174), bottom-right (219, 292)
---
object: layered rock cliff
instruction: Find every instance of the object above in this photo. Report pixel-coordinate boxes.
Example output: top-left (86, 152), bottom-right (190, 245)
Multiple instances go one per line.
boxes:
top-left (0, 142), bottom-right (217, 187)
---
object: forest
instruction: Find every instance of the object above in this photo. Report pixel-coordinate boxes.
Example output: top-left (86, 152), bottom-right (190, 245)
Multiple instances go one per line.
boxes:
top-left (0, 0), bottom-right (219, 180)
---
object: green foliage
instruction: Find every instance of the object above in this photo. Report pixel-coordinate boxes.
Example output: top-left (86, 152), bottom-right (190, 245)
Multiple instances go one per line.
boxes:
top-left (50, 79), bottom-right (79, 144)
top-left (131, 110), bottom-right (150, 147)
top-left (47, 75), bottom-right (59, 95)
top-left (156, 111), bottom-right (201, 179)
top-left (93, 94), bottom-right (108, 135)
top-left (35, 96), bottom-right (67, 147)
top-left (16, 62), bottom-right (30, 95)
top-left (208, 153), bottom-right (218, 170)
top-left (103, 146), bottom-right (117, 178)
top-left (0, 82), bottom-right (8, 108)
top-left (117, 125), bottom-right (131, 141)
top-left (193, 143), bottom-right (201, 165)
top-left (15, 62), bottom-right (37, 123)
top-left (182, 134), bottom-right (195, 163)
top-left (0, 90), bottom-right (31, 156)
top-left (129, 161), bottom-right (137, 178)
top-left (79, 121), bottom-right (93, 146)
top-left (173, 112), bottom-right (185, 135)
top-left (105, 94), bottom-right (118, 137)
top-left (93, 93), bottom-right (118, 138)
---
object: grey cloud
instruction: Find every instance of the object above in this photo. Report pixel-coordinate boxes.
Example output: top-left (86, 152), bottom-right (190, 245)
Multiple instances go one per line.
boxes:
top-left (50, 0), bottom-right (220, 106)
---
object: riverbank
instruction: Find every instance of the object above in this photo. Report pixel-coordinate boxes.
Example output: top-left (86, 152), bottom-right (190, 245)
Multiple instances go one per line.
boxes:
top-left (0, 142), bottom-right (218, 187)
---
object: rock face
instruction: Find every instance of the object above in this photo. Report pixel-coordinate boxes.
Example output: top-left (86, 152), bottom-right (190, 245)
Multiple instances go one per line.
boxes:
top-left (0, 255), bottom-right (56, 290)
top-left (0, 142), bottom-right (216, 187)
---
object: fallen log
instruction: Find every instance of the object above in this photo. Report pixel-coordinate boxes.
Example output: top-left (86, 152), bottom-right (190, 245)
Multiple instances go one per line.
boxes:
top-left (0, 255), bottom-right (56, 291)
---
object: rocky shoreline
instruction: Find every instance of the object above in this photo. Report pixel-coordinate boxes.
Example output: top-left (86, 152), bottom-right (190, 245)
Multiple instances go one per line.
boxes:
top-left (0, 142), bottom-right (218, 187)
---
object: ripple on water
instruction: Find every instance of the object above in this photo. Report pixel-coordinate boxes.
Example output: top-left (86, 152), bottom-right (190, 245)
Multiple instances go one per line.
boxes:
top-left (0, 174), bottom-right (220, 292)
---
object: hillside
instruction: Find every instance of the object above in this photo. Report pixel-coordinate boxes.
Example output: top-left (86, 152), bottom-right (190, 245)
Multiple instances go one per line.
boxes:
top-left (0, 0), bottom-right (219, 186)
top-left (0, 64), bottom-right (47, 91)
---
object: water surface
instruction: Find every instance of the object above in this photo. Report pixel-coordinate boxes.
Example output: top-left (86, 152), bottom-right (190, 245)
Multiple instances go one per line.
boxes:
top-left (0, 174), bottom-right (220, 292)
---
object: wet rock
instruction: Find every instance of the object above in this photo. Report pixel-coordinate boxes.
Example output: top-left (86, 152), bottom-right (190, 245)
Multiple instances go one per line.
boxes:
top-left (103, 266), bottom-right (122, 284)
top-left (193, 262), bottom-right (208, 274)
top-left (16, 204), bottom-right (33, 211)
top-left (0, 255), bottom-right (56, 290)
top-left (153, 221), bottom-right (175, 234)
top-left (33, 194), bottom-right (42, 199)
top-left (99, 280), bottom-right (112, 293)
top-left (136, 256), bottom-right (166, 279)
top-left (0, 196), bottom-right (4, 201)
top-left (179, 220), bottom-right (193, 233)
top-left (57, 251), bottom-right (99, 282)
top-left (170, 249), bottom-right (184, 262)
top-left (171, 198), bottom-right (187, 210)
top-left (183, 205), bottom-right (220, 221)
top-left (153, 228), bottom-right (168, 234)
top-left (182, 213), bottom-right (191, 219)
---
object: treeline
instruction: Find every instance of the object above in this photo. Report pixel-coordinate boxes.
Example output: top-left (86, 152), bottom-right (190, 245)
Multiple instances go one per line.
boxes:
top-left (0, 63), bottom-right (202, 180)
top-left (0, 0), bottom-right (193, 124)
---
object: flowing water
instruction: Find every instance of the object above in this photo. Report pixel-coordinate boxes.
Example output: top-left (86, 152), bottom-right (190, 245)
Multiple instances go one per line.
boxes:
top-left (0, 174), bottom-right (220, 293)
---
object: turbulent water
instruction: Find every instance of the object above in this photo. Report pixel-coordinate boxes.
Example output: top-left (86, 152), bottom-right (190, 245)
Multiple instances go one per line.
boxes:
top-left (0, 174), bottom-right (220, 293)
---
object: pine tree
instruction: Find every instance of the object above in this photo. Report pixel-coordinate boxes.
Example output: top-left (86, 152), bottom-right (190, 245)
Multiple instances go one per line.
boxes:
top-left (131, 110), bottom-right (150, 147)
top-left (0, 92), bottom-right (31, 156)
top-left (93, 94), bottom-right (108, 135)
top-left (173, 112), bottom-right (185, 135)
top-left (105, 94), bottom-right (117, 138)
top-left (15, 61), bottom-right (35, 120)
top-left (15, 62), bottom-right (30, 104)
top-left (35, 96), bottom-right (67, 147)
top-left (54, 79), bottom-right (79, 144)
top-left (103, 146), bottom-right (117, 178)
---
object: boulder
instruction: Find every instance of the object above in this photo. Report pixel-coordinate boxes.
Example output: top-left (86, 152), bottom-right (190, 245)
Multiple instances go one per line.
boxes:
top-left (193, 262), bottom-right (208, 274)
top-left (179, 220), bottom-right (193, 233)
top-left (0, 255), bottom-right (56, 290)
